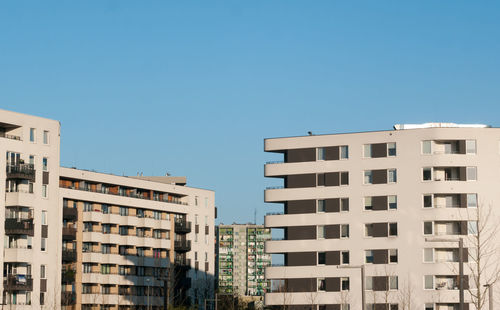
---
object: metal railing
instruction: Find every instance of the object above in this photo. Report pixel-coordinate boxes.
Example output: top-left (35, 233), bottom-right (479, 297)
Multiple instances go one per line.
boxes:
top-left (0, 133), bottom-right (22, 141)
top-left (265, 160), bottom-right (285, 164)
top-left (6, 164), bottom-right (35, 181)
top-left (265, 186), bottom-right (284, 190)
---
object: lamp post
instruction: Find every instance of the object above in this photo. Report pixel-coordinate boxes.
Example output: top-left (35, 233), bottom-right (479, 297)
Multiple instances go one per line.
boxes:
top-left (146, 278), bottom-right (151, 310)
top-left (483, 284), bottom-right (493, 310)
top-left (337, 265), bottom-right (365, 310)
top-left (425, 237), bottom-right (464, 310)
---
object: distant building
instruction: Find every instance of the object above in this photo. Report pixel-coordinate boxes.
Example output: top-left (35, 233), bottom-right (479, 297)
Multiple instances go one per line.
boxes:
top-left (216, 224), bottom-right (271, 297)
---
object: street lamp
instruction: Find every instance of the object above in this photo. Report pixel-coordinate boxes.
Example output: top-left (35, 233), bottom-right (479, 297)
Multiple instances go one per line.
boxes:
top-left (337, 265), bottom-right (365, 310)
top-left (483, 284), bottom-right (493, 310)
top-left (425, 237), bottom-right (464, 310)
top-left (146, 278), bottom-right (151, 310)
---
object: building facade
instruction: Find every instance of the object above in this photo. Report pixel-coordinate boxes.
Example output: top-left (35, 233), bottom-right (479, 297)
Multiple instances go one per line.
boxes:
top-left (60, 168), bottom-right (216, 310)
top-left (0, 110), bottom-right (62, 308)
top-left (216, 224), bottom-right (271, 297)
top-left (264, 123), bottom-right (500, 310)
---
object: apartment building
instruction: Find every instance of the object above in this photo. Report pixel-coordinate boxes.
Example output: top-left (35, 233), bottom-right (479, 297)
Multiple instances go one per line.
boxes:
top-left (264, 123), bottom-right (500, 310)
top-left (216, 224), bottom-right (271, 297)
top-left (0, 110), bottom-right (62, 308)
top-left (60, 168), bottom-right (216, 310)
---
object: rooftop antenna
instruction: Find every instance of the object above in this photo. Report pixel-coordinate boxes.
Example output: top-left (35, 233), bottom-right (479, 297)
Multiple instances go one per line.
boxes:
top-left (308, 131), bottom-right (313, 136)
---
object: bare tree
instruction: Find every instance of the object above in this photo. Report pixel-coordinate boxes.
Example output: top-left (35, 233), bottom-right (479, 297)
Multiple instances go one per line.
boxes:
top-left (397, 276), bottom-right (415, 310)
top-left (306, 278), bottom-right (318, 310)
top-left (464, 204), bottom-right (500, 310)
top-left (338, 289), bottom-right (351, 310)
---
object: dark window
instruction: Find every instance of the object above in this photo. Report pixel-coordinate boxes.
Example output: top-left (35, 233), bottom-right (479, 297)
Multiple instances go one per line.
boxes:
top-left (389, 223), bottom-right (398, 236)
top-left (423, 168), bottom-right (432, 181)
top-left (423, 195), bottom-right (433, 208)
top-left (365, 250), bottom-right (374, 263)
top-left (318, 252), bottom-right (326, 265)
top-left (424, 222), bottom-right (433, 235)
top-left (389, 249), bottom-right (398, 263)
top-left (341, 198), bottom-right (349, 212)
top-left (341, 251), bottom-right (350, 264)
top-left (340, 172), bottom-right (349, 185)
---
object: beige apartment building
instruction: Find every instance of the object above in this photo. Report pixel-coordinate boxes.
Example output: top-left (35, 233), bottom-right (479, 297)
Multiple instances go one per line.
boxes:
top-left (264, 123), bottom-right (500, 310)
top-left (60, 168), bottom-right (215, 310)
top-left (1, 109), bottom-right (215, 309)
top-left (0, 109), bottom-right (62, 308)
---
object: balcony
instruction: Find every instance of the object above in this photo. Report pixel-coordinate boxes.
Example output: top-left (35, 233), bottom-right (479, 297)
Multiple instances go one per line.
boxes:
top-left (63, 207), bottom-right (78, 221)
top-left (3, 275), bottom-right (33, 291)
top-left (62, 249), bottom-right (77, 262)
top-left (6, 164), bottom-right (35, 182)
top-left (62, 270), bottom-right (76, 284)
top-left (63, 227), bottom-right (77, 240)
top-left (61, 291), bottom-right (76, 306)
top-left (174, 240), bottom-right (191, 252)
top-left (175, 258), bottom-right (191, 270)
top-left (5, 219), bottom-right (34, 236)
top-left (5, 191), bottom-right (34, 207)
top-left (175, 221), bottom-right (192, 234)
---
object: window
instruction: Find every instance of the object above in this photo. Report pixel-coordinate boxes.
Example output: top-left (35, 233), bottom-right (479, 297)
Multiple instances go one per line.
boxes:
top-left (387, 143), bottom-right (396, 156)
top-left (82, 284), bottom-right (93, 294)
top-left (43, 131), bottom-right (49, 144)
top-left (424, 222), bottom-right (433, 235)
top-left (41, 238), bottom-right (46, 251)
top-left (84, 202), bottom-right (92, 212)
top-left (365, 224), bottom-right (374, 237)
top-left (365, 277), bottom-right (373, 290)
top-left (29, 128), bottom-right (35, 142)
top-left (137, 209), bottom-right (144, 218)
top-left (340, 146), bottom-right (349, 159)
top-left (468, 221), bottom-right (478, 235)
top-left (467, 194), bottom-right (477, 208)
top-left (364, 197), bottom-right (373, 211)
top-left (153, 230), bottom-right (162, 239)
top-left (340, 172), bottom-right (349, 185)
top-left (423, 195), bottom-right (433, 208)
top-left (341, 277), bottom-right (350, 291)
top-left (341, 198), bottom-right (349, 212)
top-left (40, 292), bottom-right (45, 305)
top-left (388, 223), bottom-right (398, 236)
top-left (317, 226), bottom-right (325, 239)
top-left (29, 155), bottom-right (34, 165)
top-left (341, 224), bottom-right (349, 238)
top-left (389, 249), bottom-right (398, 263)
top-left (467, 167), bottom-right (477, 181)
top-left (42, 157), bottom-right (48, 171)
top-left (341, 251), bottom-right (350, 264)
top-left (425, 304), bottom-right (434, 310)
top-left (363, 144), bottom-right (372, 158)
top-left (317, 148), bottom-right (325, 160)
top-left (466, 140), bottom-right (476, 154)
top-left (422, 140), bottom-right (432, 154)
top-left (83, 263), bottom-right (92, 273)
top-left (102, 224), bottom-right (111, 234)
top-left (101, 285), bottom-right (111, 294)
top-left (365, 250), bottom-right (374, 263)
top-left (424, 275), bottom-right (434, 289)
top-left (101, 244), bottom-right (111, 254)
top-left (42, 185), bottom-right (47, 198)
top-left (82, 242), bottom-right (92, 252)
top-left (153, 211), bottom-right (161, 220)
top-left (389, 276), bottom-right (398, 290)
top-left (424, 248), bottom-right (434, 263)
top-left (153, 248), bottom-right (161, 258)
top-left (388, 196), bottom-right (397, 210)
top-left (136, 228), bottom-right (145, 237)
top-left (119, 207), bottom-right (129, 216)
top-left (195, 196), bottom-right (199, 206)
top-left (119, 226), bottom-right (129, 236)
top-left (364, 171), bottom-right (373, 184)
top-left (41, 211), bottom-right (47, 225)
top-left (84, 222), bottom-right (93, 232)
top-left (137, 248), bottom-right (145, 257)
top-left (40, 265), bottom-right (46, 279)
top-left (388, 169), bottom-right (397, 183)
top-left (423, 167), bottom-right (432, 181)
top-left (101, 204), bottom-right (109, 214)
top-left (317, 278), bottom-right (326, 291)
top-left (342, 304), bottom-right (350, 310)
top-left (101, 264), bottom-right (111, 274)
top-left (317, 200), bottom-right (325, 213)
top-left (318, 252), bottom-right (326, 265)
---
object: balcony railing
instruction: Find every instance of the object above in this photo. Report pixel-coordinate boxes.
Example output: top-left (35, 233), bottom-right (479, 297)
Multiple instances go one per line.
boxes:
top-left (265, 186), bottom-right (284, 190)
top-left (61, 291), bottom-right (76, 306)
top-left (174, 221), bottom-right (192, 234)
top-left (5, 218), bottom-right (34, 236)
top-left (174, 240), bottom-right (191, 252)
top-left (3, 275), bottom-right (33, 291)
top-left (62, 227), bottom-right (77, 240)
top-left (63, 207), bottom-right (78, 220)
top-left (0, 132), bottom-right (22, 141)
top-left (62, 249), bottom-right (77, 262)
top-left (174, 258), bottom-right (191, 269)
top-left (6, 164), bottom-right (35, 182)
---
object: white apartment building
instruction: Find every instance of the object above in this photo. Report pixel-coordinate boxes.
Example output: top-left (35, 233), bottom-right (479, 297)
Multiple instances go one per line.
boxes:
top-left (59, 168), bottom-right (215, 310)
top-left (264, 123), bottom-right (500, 310)
top-left (0, 109), bottom-right (62, 308)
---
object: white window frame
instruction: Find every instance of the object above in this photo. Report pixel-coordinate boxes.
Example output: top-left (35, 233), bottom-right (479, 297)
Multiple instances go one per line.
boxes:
top-left (466, 166), bottom-right (477, 181)
top-left (317, 147), bottom-right (326, 161)
top-left (42, 185), bottom-right (48, 198)
top-left (423, 194), bottom-right (433, 208)
top-left (422, 167), bottom-right (433, 181)
top-left (424, 275), bottom-right (434, 290)
top-left (317, 200), bottom-right (325, 213)
top-left (423, 248), bottom-right (434, 263)
top-left (467, 194), bottom-right (477, 208)
top-left (364, 170), bottom-right (373, 185)
top-left (363, 144), bottom-right (372, 158)
top-left (29, 128), bottom-right (36, 143)
top-left (422, 140), bottom-right (432, 154)
top-left (423, 221), bottom-right (434, 235)
top-left (340, 224), bottom-right (349, 239)
top-left (387, 142), bottom-right (397, 157)
top-left (317, 225), bottom-right (325, 239)
top-left (465, 140), bottom-right (476, 154)
top-left (388, 169), bottom-right (397, 183)
top-left (43, 130), bottom-right (49, 144)
top-left (340, 198), bottom-right (349, 212)
top-left (340, 145), bottom-right (349, 160)
top-left (364, 197), bottom-right (373, 211)
top-left (388, 195), bottom-right (397, 210)
top-left (341, 251), bottom-right (349, 265)
top-left (341, 277), bottom-right (350, 291)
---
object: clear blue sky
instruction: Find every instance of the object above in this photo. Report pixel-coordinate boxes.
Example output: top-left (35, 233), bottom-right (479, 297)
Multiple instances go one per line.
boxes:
top-left (1, 1), bottom-right (500, 225)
